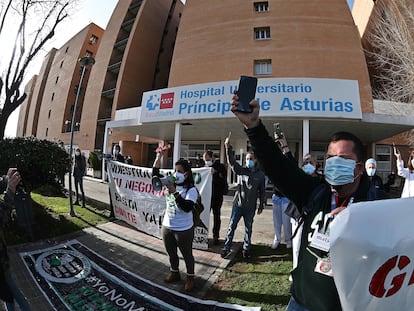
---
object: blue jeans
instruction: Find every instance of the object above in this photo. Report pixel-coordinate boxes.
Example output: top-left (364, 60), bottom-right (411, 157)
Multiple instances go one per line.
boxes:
top-left (224, 204), bottom-right (256, 251)
top-left (3, 270), bottom-right (31, 311)
top-left (286, 296), bottom-right (309, 311)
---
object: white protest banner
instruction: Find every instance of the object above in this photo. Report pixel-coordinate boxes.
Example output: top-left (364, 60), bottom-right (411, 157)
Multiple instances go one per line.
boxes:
top-left (330, 197), bottom-right (414, 310)
top-left (107, 161), bottom-right (212, 249)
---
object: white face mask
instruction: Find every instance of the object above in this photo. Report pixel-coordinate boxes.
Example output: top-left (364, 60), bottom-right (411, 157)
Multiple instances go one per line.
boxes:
top-left (174, 172), bottom-right (185, 184)
top-left (75, 151), bottom-right (80, 156)
top-left (366, 167), bottom-right (376, 177)
top-left (411, 159), bottom-right (414, 167)
top-left (205, 160), bottom-right (213, 167)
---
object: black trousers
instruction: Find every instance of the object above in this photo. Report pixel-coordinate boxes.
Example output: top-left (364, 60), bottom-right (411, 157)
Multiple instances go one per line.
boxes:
top-left (211, 196), bottom-right (224, 240)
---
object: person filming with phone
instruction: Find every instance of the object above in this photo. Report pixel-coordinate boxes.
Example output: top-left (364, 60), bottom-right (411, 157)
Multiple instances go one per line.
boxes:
top-left (0, 168), bottom-right (31, 311)
top-left (394, 146), bottom-right (414, 198)
top-left (230, 90), bottom-right (387, 311)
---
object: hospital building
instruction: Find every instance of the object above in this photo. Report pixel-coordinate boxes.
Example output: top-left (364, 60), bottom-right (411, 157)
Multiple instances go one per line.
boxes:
top-left (17, 0), bottom-right (414, 184)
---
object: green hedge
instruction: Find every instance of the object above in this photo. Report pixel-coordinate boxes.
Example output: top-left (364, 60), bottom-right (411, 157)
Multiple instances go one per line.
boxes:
top-left (0, 137), bottom-right (70, 191)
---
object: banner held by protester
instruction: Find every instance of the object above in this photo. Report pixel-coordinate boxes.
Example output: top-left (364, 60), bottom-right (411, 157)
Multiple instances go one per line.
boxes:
top-left (107, 161), bottom-right (212, 249)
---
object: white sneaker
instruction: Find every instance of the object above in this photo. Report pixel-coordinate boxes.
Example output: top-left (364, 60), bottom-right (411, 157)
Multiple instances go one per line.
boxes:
top-left (271, 241), bottom-right (280, 249)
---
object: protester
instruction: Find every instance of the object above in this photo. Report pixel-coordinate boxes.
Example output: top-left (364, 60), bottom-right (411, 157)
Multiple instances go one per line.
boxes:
top-left (0, 168), bottom-right (32, 311)
top-left (73, 148), bottom-right (86, 208)
top-left (126, 155), bottom-right (133, 165)
top-left (221, 135), bottom-right (265, 260)
top-left (202, 150), bottom-right (227, 245)
top-left (153, 149), bottom-right (197, 292)
top-left (112, 144), bottom-right (125, 163)
top-left (109, 144), bottom-right (125, 217)
top-left (290, 153), bottom-right (321, 274)
top-left (394, 147), bottom-right (414, 198)
top-left (365, 158), bottom-right (385, 200)
top-left (271, 130), bottom-right (293, 250)
top-left (230, 94), bottom-right (387, 310)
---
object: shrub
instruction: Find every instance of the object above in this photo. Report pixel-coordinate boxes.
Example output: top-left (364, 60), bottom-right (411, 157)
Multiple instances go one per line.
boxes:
top-left (0, 137), bottom-right (70, 191)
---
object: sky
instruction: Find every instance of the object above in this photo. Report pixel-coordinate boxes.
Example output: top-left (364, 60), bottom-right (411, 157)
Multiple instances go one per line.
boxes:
top-left (4, 0), bottom-right (353, 137)
top-left (4, 0), bottom-right (118, 137)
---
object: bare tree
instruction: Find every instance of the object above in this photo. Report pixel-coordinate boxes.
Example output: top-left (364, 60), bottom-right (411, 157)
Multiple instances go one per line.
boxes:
top-left (0, 0), bottom-right (74, 139)
top-left (365, 0), bottom-right (414, 146)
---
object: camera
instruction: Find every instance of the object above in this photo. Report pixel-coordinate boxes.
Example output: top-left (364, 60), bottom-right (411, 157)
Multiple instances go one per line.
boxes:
top-left (151, 176), bottom-right (176, 191)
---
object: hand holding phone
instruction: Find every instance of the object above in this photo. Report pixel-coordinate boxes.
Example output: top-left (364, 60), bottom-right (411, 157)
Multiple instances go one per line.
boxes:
top-left (156, 144), bottom-right (171, 153)
top-left (274, 123), bottom-right (283, 139)
top-left (236, 76), bottom-right (257, 113)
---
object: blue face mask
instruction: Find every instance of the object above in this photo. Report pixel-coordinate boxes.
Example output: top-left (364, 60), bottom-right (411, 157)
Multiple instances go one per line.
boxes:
top-left (366, 168), bottom-right (376, 177)
top-left (246, 159), bottom-right (255, 169)
top-left (303, 163), bottom-right (315, 175)
top-left (324, 156), bottom-right (356, 186)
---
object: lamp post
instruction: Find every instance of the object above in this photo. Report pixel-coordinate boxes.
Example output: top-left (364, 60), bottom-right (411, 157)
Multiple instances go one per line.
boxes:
top-left (68, 56), bottom-right (95, 216)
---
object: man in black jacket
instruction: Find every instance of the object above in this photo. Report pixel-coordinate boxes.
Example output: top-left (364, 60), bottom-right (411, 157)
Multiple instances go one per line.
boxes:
top-left (203, 150), bottom-right (227, 245)
top-left (230, 95), bottom-right (382, 311)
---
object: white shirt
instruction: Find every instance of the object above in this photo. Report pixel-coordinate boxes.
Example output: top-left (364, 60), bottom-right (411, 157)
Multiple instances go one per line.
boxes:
top-left (162, 186), bottom-right (197, 230)
top-left (397, 159), bottom-right (414, 198)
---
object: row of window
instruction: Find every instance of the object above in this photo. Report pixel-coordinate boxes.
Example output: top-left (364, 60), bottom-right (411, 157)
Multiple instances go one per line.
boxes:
top-left (254, 2), bottom-right (270, 75)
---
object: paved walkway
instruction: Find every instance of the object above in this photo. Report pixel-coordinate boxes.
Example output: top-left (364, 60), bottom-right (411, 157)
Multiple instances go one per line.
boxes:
top-left (3, 176), bottom-right (275, 310)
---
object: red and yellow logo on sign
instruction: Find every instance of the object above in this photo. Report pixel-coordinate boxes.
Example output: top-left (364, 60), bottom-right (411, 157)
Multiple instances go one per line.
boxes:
top-left (160, 92), bottom-right (174, 109)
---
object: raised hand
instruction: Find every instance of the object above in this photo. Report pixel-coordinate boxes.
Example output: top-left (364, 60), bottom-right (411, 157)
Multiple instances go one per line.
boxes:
top-left (231, 91), bottom-right (260, 129)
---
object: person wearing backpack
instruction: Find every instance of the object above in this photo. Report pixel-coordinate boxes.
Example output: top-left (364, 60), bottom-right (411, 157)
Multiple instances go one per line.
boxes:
top-left (152, 150), bottom-right (197, 292)
top-left (203, 150), bottom-right (228, 245)
top-left (230, 95), bottom-right (387, 311)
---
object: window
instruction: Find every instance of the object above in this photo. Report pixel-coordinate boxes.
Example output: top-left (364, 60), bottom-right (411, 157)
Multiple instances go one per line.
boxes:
top-left (375, 145), bottom-right (392, 181)
top-left (45, 128), bottom-right (48, 137)
top-left (89, 35), bottom-right (98, 44)
top-left (55, 76), bottom-right (59, 84)
top-left (254, 2), bottom-right (269, 12)
top-left (48, 110), bottom-right (51, 119)
top-left (254, 27), bottom-right (271, 40)
top-left (65, 46), bottom-right (69, 53)
top-left (60, 60), bottom-right (64, 68)
top-left (51, 93), bottom-right (54, 101)
top-left (254, 60), bottom-right (272, 75)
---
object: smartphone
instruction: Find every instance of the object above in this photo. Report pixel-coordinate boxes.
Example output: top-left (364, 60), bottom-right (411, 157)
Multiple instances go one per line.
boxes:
top-left (236, 76), bottom-right (257, 113)
top-left (273, 123), bottom-right (283, 138)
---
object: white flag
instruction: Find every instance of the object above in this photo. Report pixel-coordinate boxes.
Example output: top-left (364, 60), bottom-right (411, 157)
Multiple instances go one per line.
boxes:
top-left (330, 197), bottom-right (414, 310)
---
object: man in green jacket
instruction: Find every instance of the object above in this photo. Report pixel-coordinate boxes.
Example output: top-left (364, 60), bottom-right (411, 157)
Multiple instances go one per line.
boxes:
top-left (230, 94), bottom-right (380, 311)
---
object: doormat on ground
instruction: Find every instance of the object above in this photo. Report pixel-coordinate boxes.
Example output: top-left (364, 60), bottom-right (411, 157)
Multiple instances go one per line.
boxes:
top-left (21, 240), bottom-right (260, 311)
